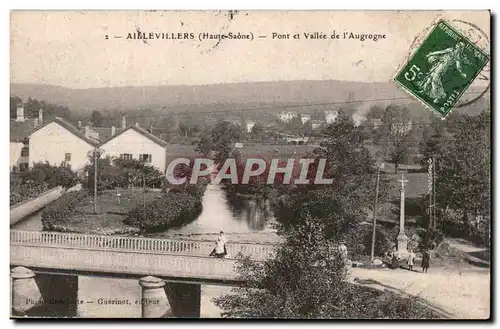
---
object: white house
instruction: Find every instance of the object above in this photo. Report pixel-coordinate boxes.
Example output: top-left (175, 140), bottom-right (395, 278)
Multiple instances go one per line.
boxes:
top-left (311, 120), bottom-right (323, 130)
top-left (99, 125), bottom-right (168, 173)
top-left (29, 117), bottom-right (99, 172)
top-left (325, 110), bottom-right (339, 124)
top-left (278, 111), bottom-right (298, 123)
top-left (246, 120), bottom-right (256, 133)
top-left (300, 114), bottom-right (312, 124)
top-left (10, 104), bottom-right (43, 172)
top-left (391, 120), bottom-right (413, 135)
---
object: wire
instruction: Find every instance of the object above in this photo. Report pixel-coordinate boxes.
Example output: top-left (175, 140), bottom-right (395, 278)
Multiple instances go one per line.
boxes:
top-left (93, 90), bottom-right (489, 121)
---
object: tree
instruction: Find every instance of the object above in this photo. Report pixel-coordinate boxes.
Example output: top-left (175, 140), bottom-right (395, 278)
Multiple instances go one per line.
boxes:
top-left (273, 110), bottom-right (389, 253)
top-left (432, 112), bottom-right (490, 244)
top-left (10, 96), bottom-right (22, 118)
top-left (14, 97), bottom-right (74, 122)
top-left (91, 110), bottom-right (104, 127)
top-left (195, 120), bottom-right (241, 166)
top-left (250, 122), bottom-right (264, 138)
top-left (371, 105), bottom-right (419, 173)
top-left (214, 211), bottom-right (438, 319)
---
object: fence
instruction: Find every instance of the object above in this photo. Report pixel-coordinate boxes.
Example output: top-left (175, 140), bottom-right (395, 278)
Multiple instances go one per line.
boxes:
top-left (10, 230), bottom-right (277, 261)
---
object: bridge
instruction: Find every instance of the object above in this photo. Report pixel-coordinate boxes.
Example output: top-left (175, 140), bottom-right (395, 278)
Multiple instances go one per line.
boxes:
top-left (10, 230), bottom-right (277, 282)
top-left (10, 230), bottom-right (277, 318)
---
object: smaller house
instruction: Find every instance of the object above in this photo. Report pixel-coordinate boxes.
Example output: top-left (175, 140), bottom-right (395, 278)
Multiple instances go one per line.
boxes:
top-left (325, 110), bottom-right (339, 124)
top-left (10, 104), bottom-right (44, 172)
top-left (99, 125), bottom-right (169, 173)
top-left (278, 111), bottom-right (298, 123)
top-left (300, 114), bottom-right (312, 124)
top-left (311, 120), bottom-right (324, 130)
top-left (246, 120), bottom-right (256, 133)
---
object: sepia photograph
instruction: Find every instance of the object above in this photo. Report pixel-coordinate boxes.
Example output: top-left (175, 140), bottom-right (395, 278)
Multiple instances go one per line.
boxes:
top-left (9, 10), bottom-right (491, 319)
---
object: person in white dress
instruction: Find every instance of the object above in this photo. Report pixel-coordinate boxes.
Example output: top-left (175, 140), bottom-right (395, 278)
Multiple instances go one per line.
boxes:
top-left (210, 231), bottom-right (228, 258)
top-left (407, 248), bottom-right (416, 271)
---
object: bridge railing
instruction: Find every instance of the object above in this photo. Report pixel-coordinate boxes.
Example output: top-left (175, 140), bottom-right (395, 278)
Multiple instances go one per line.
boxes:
top-left (10, 230), bottom-right (277, 261)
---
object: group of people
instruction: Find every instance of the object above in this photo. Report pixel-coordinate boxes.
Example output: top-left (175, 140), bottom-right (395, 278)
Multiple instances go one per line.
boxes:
top-left (388, 247), bottom-right (431, 272)
top-left (210, 233), bottom-right (432, 274)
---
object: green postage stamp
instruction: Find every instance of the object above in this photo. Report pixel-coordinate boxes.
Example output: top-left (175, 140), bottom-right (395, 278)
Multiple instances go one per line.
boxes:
top-left (394, 20), bottom-right (490, 118)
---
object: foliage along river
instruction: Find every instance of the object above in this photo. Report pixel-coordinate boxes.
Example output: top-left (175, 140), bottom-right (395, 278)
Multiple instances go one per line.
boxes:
top-left (11, 184), bottom-right (276, 318)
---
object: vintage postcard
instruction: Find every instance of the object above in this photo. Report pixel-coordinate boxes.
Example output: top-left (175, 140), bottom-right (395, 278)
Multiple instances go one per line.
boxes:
top-left (10, 10), bottom-right (491, 319)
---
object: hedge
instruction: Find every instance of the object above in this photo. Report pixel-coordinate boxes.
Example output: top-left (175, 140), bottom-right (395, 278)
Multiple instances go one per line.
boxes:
top-left (25, 162), bottom-right (78, 188)
top-left (124, 186), bottom-right (205, 232)
top-left (41, 190), bottom-right (90, 230)
top-left (10, 182), bottom-right (50, 206)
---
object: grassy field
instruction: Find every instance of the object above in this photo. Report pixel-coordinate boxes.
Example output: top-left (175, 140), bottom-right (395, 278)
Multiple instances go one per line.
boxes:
top-left (75, 189), bottom-right (161, 215)
top-left (63, 189), bottom-right (162, 234)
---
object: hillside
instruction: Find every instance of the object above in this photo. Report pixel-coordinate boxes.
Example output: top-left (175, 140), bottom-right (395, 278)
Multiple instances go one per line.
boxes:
top-left (10, 80), bottom-right (407, 111)
top-left (10, 80), bottom-right (489, 118)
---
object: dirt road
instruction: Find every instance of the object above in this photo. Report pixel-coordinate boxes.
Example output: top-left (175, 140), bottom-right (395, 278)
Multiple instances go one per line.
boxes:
top-left (351, 267), bottom-right (490, 319)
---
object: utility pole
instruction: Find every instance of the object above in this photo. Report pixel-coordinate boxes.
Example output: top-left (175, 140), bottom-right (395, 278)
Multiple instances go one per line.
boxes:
top-left (370, 163), bottom-right (383, 262)
top-left (427, 157), bottom-right (434, 229)
top-left (142, 175), bottom-right (146, 210)
top-left (88, 148), bottom-right (104, 214)
top-left (94, 153), bottom-right (97, 214)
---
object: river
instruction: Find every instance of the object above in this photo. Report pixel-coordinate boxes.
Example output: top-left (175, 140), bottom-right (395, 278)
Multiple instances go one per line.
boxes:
top-left (12, 184), bottom-right (276, 318)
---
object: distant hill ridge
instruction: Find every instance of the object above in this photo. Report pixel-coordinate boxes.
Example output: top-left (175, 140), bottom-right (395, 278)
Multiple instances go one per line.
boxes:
top-left (10, 80), bottom-right (488, 116)
top-left (10, 80), bottom-right (410, 110)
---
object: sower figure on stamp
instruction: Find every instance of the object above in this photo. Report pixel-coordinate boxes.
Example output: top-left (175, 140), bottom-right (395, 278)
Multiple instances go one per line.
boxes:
top-left (417, 42), bottom-right (470, 104)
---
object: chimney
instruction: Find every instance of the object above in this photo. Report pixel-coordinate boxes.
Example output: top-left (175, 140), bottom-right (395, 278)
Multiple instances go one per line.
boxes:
top-left (78, 121), bottom-right (82, 129)
top-left (150, 123), bottom-right (153, 133)
top-left (85, 125), bottom-right (90, 137)
top-left (121, 116), bottom-right (127, 129)
top-left (111, 125), bottom-right (116, 136)
top-left (15, 104), bottom-right (25, 122)
top-left (38, 109), bottom-right (43, 125)
top-left (135, 122), bottom-right (139, 127)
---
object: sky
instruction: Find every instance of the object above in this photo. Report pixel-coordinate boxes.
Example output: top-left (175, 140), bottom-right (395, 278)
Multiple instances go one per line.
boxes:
top-left (10, 10), bottom-right (490, 89)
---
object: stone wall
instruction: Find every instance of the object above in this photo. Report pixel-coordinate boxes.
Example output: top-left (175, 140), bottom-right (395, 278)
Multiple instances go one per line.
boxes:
top-left (10, 186), bottom-right (64, 226)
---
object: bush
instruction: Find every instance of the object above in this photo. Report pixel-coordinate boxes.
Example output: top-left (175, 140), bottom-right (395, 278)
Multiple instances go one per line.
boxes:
top-left (41, 190), bottom-right (90, 230)
top-left (10, 181), bottom-right (50, 206)
top-left (416, 227), bottom-right (444, 250)
top-left (124, 186), bottom-right (205, 232)
top-left (10, 162), bottom-right (78, 206)
top-left (85, 156), bottom-right (165, 194)
top-left (25, 162), bottom-right (78, 188)
top-left (359, 225), bottom-right (393, 257)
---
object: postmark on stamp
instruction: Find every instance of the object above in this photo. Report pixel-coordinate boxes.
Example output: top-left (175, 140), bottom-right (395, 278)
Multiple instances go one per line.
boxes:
top-left (394, 19), bottom-right (490, 119)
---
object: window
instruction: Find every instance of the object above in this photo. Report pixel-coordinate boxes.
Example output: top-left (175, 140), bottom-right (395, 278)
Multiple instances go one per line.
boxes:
top-left (65, 153), bottom-right (71, 162)
top-left (120, 153), bottom-right (133, 160)
top-left (139, 154), bottom-right (152, 163)
top-left (19, 163), bottom-right (28, 172)
top-left (21, 147), bottom-right (29, 157)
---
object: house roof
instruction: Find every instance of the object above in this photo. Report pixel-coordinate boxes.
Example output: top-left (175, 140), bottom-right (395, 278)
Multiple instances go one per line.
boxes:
top-left (10, 119), bottom-right (38, 142)
top-left (99, 125), bottom-right (169, 148)
top-left (29, 117), bottom-right (100, 146)
top-left (91, 127), bottom-right (125, 142)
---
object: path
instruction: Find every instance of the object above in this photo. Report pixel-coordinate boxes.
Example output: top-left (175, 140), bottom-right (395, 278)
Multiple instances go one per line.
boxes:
top-left (351, 267), bottom-right (490, 319)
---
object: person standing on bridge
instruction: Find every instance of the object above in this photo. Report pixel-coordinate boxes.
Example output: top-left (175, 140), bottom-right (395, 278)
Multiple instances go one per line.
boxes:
top-left (210, 231), bottom-right (228, 258)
